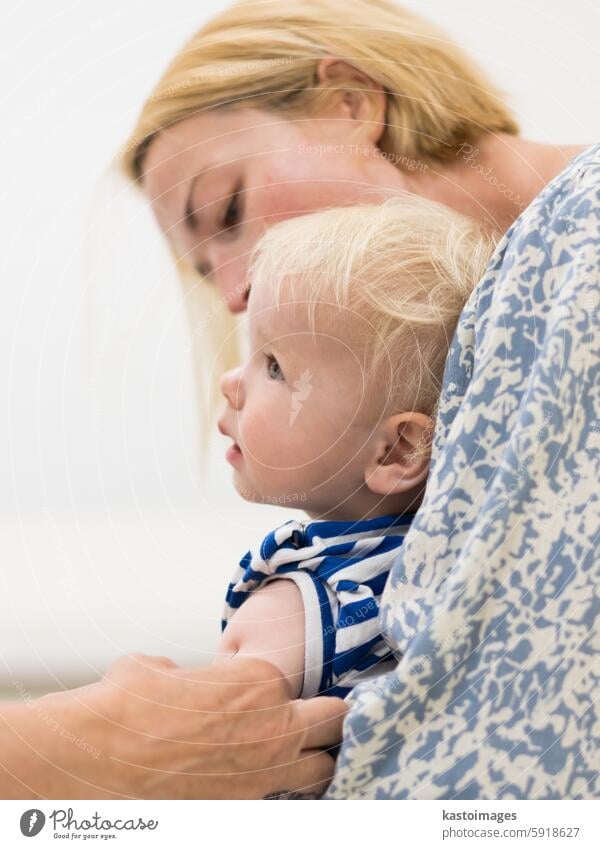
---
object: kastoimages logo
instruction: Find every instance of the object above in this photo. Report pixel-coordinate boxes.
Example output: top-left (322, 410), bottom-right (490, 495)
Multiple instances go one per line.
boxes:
top-left (19, 809), bottom-right (46, 837)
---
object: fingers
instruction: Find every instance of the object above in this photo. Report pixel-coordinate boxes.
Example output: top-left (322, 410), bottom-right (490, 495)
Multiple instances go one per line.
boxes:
top-left (277, 749), bottom-right (337, 798)
top-left (293, 696), bottom-right (348, 749)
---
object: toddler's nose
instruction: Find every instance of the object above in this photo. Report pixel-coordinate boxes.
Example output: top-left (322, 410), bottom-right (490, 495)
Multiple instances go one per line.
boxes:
top-left (220, 366), bottom-right (244, 409)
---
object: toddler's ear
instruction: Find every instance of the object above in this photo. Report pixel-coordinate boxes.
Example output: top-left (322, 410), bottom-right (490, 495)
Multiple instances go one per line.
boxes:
top-left (364, 412), bottom-right (433, 496)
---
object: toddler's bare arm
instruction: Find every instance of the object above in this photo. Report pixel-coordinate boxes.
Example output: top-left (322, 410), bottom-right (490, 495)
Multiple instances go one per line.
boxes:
top-left (217, 580), bottom-right (306, 698)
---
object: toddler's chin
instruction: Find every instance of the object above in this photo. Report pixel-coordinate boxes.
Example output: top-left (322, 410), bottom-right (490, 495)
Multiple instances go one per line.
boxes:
top-left (231, 468), bottom-right (310, 508)
top-left (232, 472), bottom-right (263, 504)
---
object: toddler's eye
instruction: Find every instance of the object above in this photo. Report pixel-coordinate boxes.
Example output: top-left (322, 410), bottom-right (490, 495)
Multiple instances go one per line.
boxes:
top-left (265, 354), bottom-right (284, 381)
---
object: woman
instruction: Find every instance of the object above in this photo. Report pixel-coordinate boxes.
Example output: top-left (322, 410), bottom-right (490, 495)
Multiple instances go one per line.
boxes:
top-left (119, 0), bottom-right (599, 799)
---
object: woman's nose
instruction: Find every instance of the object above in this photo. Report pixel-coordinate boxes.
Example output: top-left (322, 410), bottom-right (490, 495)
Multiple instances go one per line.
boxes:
top-left (217, 276), bottom-right (250, 314)
top-left (211, 252), bottom-right (250, 314)
top-left (220, 366), bottom-right (244, 409)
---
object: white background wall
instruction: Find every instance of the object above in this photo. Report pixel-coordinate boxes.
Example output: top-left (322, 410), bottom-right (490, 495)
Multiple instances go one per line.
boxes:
top-left (1, 0), bottom-right (599, 694)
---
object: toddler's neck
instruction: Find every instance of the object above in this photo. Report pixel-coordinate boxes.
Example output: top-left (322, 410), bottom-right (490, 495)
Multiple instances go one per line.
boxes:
top-left (304, 487), bottom-right (424, 523)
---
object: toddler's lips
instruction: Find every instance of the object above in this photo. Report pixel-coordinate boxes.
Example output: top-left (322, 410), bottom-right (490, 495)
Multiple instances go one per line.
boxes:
top-left (225, 442), bottom-right (243, 465)
top-left (218, 420), bottom-right (243, 465)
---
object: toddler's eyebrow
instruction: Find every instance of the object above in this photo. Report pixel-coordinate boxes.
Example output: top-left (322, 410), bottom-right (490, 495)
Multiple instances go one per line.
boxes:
top-left (250, 315), bottom-right (281, 345)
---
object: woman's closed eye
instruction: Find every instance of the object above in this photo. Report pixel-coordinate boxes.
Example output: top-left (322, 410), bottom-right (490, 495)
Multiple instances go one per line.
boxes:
top-left (265, 354), bottom-right (285, 381)
top-left (222, 185), bottom-right (242, 231)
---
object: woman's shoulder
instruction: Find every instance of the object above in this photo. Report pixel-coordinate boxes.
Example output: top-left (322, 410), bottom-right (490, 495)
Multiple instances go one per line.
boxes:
top-left (565, 142), bottom-right (600, 175)
top-left (516, 143), bottom-right (600, 236)
top-left (484, 142), bottom-right (600, 287)
top-left (434, 142), bottom-right (600, 446)
top-left (547, 142), bottom-right (600, 211)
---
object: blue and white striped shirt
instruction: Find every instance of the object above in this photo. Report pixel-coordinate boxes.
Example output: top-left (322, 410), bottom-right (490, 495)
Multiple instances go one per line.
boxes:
top-left (222, 512), bottom-right (415, 698)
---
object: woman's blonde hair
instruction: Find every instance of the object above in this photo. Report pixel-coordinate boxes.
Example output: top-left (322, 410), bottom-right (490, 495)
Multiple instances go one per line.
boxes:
top-left (248, 193), bottom-right (496, 426)
top-left (122, 0), bottom-right (517, 180)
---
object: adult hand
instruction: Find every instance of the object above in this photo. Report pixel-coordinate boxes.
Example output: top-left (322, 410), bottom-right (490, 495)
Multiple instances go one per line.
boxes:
top-left (0, 654), bottom-right (346, 799)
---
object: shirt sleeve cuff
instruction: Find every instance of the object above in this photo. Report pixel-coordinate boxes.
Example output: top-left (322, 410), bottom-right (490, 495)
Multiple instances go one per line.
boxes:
top-left (266, 570), bottom-right (335, 699)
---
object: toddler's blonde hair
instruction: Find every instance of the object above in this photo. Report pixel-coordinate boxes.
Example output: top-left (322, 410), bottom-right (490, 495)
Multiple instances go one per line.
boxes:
top-left (248, 193), bottom-right (496, 421)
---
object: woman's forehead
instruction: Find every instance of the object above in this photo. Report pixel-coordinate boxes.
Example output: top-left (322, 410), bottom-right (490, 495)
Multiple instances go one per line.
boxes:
top-left (142, 107), bottom-right (281, 182)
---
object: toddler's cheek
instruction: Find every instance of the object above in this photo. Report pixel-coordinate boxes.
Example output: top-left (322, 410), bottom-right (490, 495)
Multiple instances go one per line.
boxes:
top-left (249, 443), bottom-right (290, 473)
top-left (241, 427), bottom-right (271, 467)
top-left (241, 411), bottom-right (283, 461)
